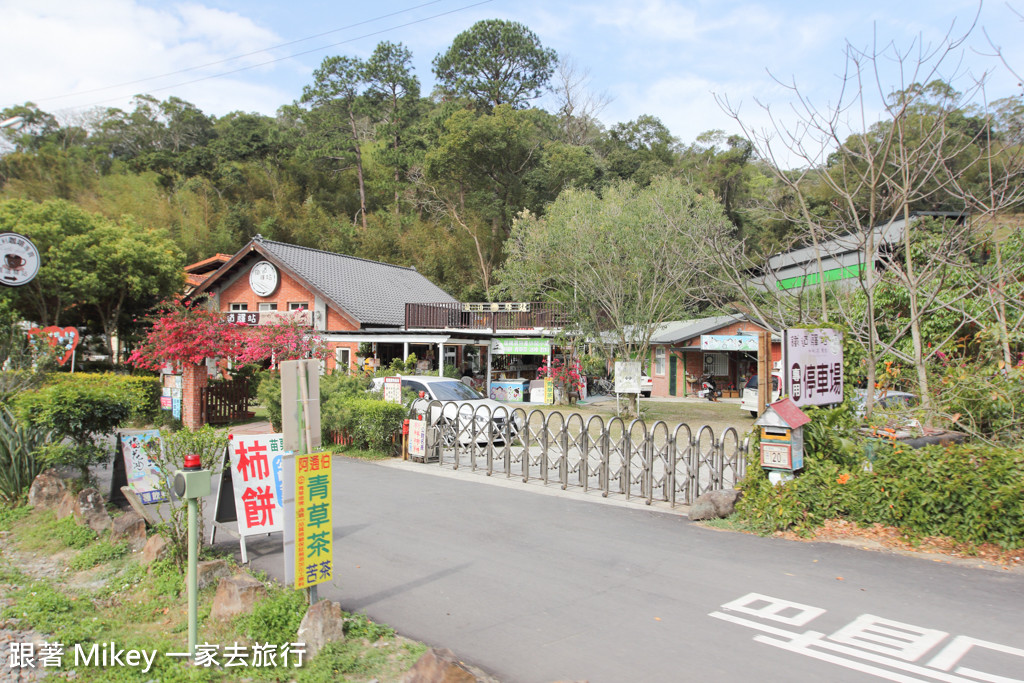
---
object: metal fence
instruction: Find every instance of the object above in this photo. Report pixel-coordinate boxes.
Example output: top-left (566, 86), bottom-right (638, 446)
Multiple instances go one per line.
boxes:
top-left (415, 401), bottom-right (749, 507)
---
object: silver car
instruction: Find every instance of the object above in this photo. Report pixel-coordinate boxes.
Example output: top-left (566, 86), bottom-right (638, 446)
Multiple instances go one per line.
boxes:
top-left (375, 376), bottom-right (522, 446)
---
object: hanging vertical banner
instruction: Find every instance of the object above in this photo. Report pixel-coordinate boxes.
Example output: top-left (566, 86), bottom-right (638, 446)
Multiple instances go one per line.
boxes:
top-left (228, 433), bottom-right (286, 536)
top-left (119, 430), bottom-right (166, 504)
top-left (295, 451), bottom-right (333, 589)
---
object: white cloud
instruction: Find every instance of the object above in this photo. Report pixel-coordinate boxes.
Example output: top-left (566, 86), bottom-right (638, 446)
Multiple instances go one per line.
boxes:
top-left (0, 0), bottom-right (288, 116)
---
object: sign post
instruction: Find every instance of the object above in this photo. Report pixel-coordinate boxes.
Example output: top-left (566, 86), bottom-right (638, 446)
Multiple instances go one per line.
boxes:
top-left (280, 359), bottom-right (330, 603)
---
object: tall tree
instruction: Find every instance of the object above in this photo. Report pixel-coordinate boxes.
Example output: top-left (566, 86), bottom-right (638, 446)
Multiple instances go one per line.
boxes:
top-left (422, 105), bottom-right (544, 295)
top-left (364, 41), bottom-right (421, 211)
top-left (432, 20), bottom-right (557, 111)
top-left (496, 177), bottom-right (734, 415)
top-left (298, 56), bottom-right (372, 230)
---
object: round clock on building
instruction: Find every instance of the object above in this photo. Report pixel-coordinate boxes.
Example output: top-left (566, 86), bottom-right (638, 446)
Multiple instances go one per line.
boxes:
top-left (249, 261), bottom-right (279, 296)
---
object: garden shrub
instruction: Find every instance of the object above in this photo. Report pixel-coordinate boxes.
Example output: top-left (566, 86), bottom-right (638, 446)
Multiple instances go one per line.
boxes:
top-left (43, 373), bottom-right (161, 425)
top-left (0, 405), bottom-right (50, 504)
top-left (849, 443), bottom-right (1024, 548)
top-left (736, 405), bottom-right (1024, 548)
top-left (322, 396), bottom-right (405, 454)
top-left (259, 370), bottom-right (373, 434)
top-left (14, 374), bottom-right (138, 478)
top-left (234, 584), bottom-right (307, 644)
top-left (145, 425), bottom-right (229, 569)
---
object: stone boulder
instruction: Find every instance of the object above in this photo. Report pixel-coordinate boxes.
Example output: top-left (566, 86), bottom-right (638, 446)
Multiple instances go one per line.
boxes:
top-left (297, 599), bottom-right (345, 660)
top-left (110, 511), bottom-right (147, 551)
top-left (141, 535), bottom-right (170, 565)
top-left (402, 648), bottom-right (499, 683)
top-left (688, 489), bottom-right (743, 522)
top-left (210, 575), bottom-right (266, 621)
top-left (55, 491), bottom-right (77, 520)
top-left (74, 488), bottom-right (111, 532)
top-left (28, 469), bottom-right (66, 509)
top-left (197, 559), bottom-right (232, 591)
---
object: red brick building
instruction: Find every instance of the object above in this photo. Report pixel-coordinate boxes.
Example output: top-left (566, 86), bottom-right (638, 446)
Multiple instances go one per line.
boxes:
top-left (646, 315), bottom-right (781, 398)
top-left (187, 236), bottom-right (458, 375)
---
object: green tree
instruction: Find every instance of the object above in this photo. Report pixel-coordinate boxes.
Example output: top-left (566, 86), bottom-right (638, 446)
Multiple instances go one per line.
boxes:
top-left (58, 219), bottom-right (184, 361)
top-left (432, 19), bottom-right (557, 111)
top-left (364, 41), bottom-right (421, 212)
top-left (297, 55), bottom-right (372, 230)
top-left (598, 115), bottom-right (676, 185)
top-left (0, 199), bottom-right (183, 356)
top-left (496, 177), bottom-right (735, 415)
top-left (422, 105), bottom-right (545, 294)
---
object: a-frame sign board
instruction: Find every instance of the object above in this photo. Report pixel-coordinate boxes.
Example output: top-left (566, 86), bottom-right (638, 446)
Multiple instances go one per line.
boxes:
top-left (209, 432), bottom-right (287, 564)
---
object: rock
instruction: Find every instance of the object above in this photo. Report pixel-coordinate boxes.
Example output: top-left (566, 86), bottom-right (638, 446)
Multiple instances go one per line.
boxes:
top-left (689, 489), bottom-right (743, 521)
top-left (120, 486), bottom-right (159, 526)
top-left (74, 488), bottom-right (111, 532)
top-left (402, 648), bottom-right (497, 683)
top-left (55, 491), bottom-right (77, 520)
top-left (210, 575), bottom-right (266, 621)
top-left (297, 599), bottom-right (345, 660)
top-left (27, 469), bottom-right (66, 509)
top-left (141, 534), bottom-right (170, 565)
top-left (110, 511), bottom-right (147, 551)
top-left (197, 559), bottom-right (232, 591)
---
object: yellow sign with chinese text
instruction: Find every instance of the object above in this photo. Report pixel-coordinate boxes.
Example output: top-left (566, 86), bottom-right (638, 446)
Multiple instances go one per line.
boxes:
top-left (295, 452), bottom-right (333, 589)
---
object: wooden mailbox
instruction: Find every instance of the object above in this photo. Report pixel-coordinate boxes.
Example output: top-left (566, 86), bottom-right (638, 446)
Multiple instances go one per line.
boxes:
top-left (753, 397), bottom-right (810, 471)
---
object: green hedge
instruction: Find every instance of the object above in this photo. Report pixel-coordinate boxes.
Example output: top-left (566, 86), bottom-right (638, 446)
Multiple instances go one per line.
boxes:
top-left (322, 395), bottom-right (406, 454)
top-left (735, 405), bottom-right (1024, 549)
top-left (41, 373), bottom-right (160, 425)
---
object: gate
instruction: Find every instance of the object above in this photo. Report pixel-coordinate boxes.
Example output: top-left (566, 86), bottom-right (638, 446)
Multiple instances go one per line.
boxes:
top-left (421, 401), bottom-right (749, 508)
top-left (200, 379), bottom-right (253, 425)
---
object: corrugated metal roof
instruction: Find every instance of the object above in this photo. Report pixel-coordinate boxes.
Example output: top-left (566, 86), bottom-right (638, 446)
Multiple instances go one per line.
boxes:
top-left (649, 315), bottom-right (749, 344)
top-left (253, 239), bottom-right (457, 327)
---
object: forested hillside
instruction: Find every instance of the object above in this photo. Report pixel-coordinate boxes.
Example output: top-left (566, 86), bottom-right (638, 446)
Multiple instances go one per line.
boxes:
top-left (0, 19), bottom-right (1021, 307)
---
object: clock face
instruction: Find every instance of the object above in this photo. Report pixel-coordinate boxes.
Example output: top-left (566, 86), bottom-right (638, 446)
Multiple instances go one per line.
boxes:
top-left (249, 261), bottom-right (278, 296)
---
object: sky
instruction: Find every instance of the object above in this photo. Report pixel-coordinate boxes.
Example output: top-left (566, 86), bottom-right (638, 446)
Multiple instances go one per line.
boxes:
top-left (2, 0), bottom-right (1023, 153)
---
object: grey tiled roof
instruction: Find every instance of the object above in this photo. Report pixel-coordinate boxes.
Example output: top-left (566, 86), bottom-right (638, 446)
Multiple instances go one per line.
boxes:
top-left (257, 239), bottom-right (456, 327)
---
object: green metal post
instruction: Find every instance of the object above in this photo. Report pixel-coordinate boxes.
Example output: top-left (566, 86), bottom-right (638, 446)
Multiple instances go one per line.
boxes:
top-left (187, 496), bottom-right (198, 657)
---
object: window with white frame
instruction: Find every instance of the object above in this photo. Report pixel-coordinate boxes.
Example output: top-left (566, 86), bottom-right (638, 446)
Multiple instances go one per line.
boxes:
top-left (229, 303), bottom-right (248, 311)
top-left (335, 347), bottom-right (351, 373)
top-left (288, 302), bottom-right (308, 311)
top-left (258, 302), bottom-right (278, 311)
top-left (655, 347), bottom-right (666, 375)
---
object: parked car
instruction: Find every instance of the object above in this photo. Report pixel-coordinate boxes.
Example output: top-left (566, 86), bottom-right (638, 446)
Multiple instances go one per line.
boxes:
top-left (373, 375), bottom-right (521, 446)
top-left (639, 374), bottom-right (653, 398)
top-left (852, 388), bottom-right (919, 417)
top-left (740, 373), bottom-right (782, 417)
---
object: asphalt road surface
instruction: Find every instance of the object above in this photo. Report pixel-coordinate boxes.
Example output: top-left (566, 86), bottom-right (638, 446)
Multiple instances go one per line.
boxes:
top-left (224, 457), bottom-right (1024, 683)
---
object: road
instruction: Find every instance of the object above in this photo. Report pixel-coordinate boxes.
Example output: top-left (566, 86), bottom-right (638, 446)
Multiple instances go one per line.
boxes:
top-left (224, 457), bottom-right (1024, 683)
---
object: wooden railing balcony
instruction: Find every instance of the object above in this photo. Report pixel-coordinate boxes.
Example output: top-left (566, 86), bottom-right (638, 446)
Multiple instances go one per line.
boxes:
top-left (405, 302), bottom-right (573, 331)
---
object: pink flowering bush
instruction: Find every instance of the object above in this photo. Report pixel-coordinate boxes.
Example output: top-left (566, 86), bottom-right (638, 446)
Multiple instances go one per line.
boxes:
top-left (128, 302), bottom-right (244, 370)
top-left (536, 357), bottom-right (583, 391)
top-left (129, 303), bottom-right (327, 372)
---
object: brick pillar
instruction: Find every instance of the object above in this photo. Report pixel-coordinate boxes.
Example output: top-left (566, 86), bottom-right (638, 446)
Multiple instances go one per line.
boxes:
top-left (182, 362), bottom-right (208, 430)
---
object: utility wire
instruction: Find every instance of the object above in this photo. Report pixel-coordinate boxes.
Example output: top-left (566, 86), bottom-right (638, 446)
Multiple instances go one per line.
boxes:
top-left (34, 0), bottom-right (449, 104)
top-left (31, 0), bottom-right (494, 110)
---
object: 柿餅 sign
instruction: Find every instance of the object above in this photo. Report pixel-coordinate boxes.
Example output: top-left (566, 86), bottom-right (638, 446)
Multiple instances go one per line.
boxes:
top-left (783, 328), bottom-right (844, 407)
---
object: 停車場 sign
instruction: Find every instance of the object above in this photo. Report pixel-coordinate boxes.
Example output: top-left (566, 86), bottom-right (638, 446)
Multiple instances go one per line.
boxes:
top-left (783, 328), bottom-right (844, 407)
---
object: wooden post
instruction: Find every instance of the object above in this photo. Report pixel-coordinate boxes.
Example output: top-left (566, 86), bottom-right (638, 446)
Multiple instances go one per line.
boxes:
top-left (758, 331), bottom-right (771, 416)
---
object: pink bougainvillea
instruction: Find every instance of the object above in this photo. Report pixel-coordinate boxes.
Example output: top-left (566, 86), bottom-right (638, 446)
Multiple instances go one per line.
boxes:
top-left (236, 312), bottom-right (327, 368)
top-left (129, 303), bottom-right (328, 371)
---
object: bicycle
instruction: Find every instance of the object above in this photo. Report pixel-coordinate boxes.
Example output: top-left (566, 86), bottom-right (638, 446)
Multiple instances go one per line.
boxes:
top-left (591, 377), bottom-right (615, 396)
